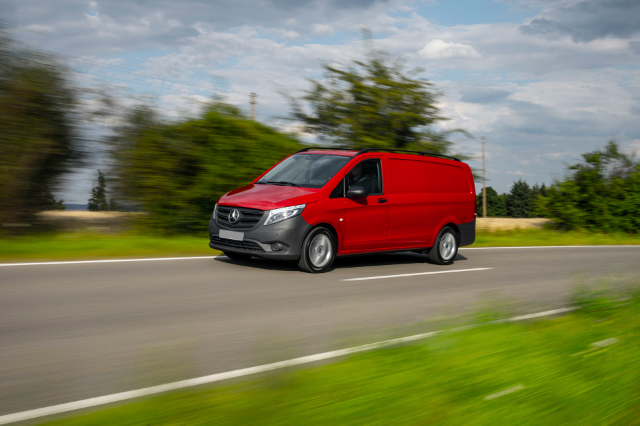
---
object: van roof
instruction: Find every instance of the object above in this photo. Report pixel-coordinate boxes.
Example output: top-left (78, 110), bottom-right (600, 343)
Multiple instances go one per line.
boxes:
top-left (296, 147), bottom-right (462, 163)
top-left (300, 150), bottom-right (359, 156)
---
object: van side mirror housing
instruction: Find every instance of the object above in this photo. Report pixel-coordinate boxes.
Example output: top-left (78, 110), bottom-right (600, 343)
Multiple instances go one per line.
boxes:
top-left (347, 185), bottom-right (368, 198)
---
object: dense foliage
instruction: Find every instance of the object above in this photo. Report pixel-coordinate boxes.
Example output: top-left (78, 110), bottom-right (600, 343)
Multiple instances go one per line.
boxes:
top-left (538, 141), bottom-right (640, 232)
top-left (476, 181), bottom-right (547, 218)
top-left (0, 24), bottom-right (80, 227)
top-left (110, 103), bottom-right (301, 233)
top-left (291, 47), bottom-right (466, 157)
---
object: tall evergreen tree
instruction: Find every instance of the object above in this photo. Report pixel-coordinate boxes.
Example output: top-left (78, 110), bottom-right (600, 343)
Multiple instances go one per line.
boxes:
top-left (88, 170), bottom-right (110, 211)
top-left (476, 186), bottom-right (507, 217)
top-left (506, 179), bottom-right (535, 218)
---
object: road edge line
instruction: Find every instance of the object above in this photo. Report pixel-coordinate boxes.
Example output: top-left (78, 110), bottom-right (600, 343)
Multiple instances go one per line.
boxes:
top-left (0, 256), bottom-right (220, 267)
top-left (460, 245), bottom-right (640, 250)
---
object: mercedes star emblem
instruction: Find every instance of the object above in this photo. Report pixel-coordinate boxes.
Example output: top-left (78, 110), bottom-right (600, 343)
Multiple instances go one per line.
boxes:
top-left (228, 209), bottom-right (240, 224)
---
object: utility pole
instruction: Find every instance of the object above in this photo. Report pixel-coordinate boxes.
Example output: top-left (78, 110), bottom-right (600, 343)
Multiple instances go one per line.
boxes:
top-left (250, 93), bottom-right (256, 121)
top-left (482, 136), bottom-right (487, 218)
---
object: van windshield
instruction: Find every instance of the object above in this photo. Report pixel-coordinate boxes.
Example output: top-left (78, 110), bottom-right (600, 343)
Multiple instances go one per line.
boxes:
top-left (256, 154), bottom-right (351, 189)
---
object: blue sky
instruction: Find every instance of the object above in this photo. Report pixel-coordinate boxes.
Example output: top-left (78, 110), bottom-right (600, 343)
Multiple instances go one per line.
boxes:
top-left (5, 0), bottom-right (640, 202)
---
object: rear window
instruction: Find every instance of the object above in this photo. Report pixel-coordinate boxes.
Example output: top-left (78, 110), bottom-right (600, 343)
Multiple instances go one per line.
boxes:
top-left (388, 158), bottom-right (469, 194)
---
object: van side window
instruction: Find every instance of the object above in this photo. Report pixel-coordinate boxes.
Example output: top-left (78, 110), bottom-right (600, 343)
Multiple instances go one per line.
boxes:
top-left (329, 179), bottom-right (344, 198)
top-left (346, 159), bottom-right (383, 195)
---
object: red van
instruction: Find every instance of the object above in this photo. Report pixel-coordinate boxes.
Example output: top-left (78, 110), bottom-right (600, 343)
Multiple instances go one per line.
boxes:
top-left (209, 148), bottom-right (476, 273)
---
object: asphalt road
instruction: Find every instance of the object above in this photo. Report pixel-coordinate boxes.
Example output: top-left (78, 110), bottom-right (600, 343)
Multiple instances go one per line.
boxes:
top-left (1, 246), bottom-right (640, 418)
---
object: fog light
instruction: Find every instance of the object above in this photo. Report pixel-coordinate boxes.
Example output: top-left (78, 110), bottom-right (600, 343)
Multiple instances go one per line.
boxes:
top-left (271, 243), bottom-right (282, 251)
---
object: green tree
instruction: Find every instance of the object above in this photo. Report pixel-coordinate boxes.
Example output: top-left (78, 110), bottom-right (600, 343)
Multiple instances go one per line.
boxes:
top-left (506, 179), bottom-right (535, 218)
top-left (110, 102), bottom-right (302, 233)
top-left (290, 44), bottom-right (467, 157)
top-left (0, 22), bottom-right (81, 227)
top-left (476, 186), bottom-right (507, 217)
top-left (530, 183), bottom-right (548, 217)
top-left (88, 170), bottom-right (112, 211)
top-left (538, 141), bottom-right (640, 232)
top-left (40, 184), bottom-right (66, 211)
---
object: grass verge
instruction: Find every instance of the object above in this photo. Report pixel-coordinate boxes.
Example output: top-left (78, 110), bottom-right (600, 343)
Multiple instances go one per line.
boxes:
top-left (37, 288), bottom-right (640, 425)
top-left (472, 228), bottom-right (640, 247)
top-left (1, 229), bottom-right (639, 263)
top-left (0, 233), bottom-right (220, 262)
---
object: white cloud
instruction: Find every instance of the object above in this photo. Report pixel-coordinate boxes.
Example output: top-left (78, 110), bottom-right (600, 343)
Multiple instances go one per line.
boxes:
top-left (418, 39), bottom-right (481, 59)
top-left (505, 170), bottom-right (536, 176)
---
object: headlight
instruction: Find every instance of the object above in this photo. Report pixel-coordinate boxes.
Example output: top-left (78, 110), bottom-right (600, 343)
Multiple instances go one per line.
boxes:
top-left (212, 204), bottom-right (218, 219)
top-left (264, 204), bottom-right (306, 226)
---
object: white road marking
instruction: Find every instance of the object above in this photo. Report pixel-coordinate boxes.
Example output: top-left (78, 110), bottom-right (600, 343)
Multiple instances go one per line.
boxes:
top-left (342, 267), bottom-right (492, 281)
top-left (1, 245), bottom-right (637, 267)
top-left (570, 337), bottom-right (619, 357)
top-left (461, 245), bottom-right (640, 250)
top-left (0, 256), bottom-right (219, 267)
top-left (484, 385), bottom-right (525, 401)
top-left (0, 306), bottom-right (575, 425)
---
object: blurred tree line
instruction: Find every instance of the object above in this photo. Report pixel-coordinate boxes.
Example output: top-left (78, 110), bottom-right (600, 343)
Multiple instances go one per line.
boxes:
top-left (480, 141), bottom-right (640, 234)
top-left (109, 103), bottom-right (301, 233)
top-left (476, 180), bottom-right (548, 218)
top-left (0, 21), bottom-right (82, 229)
top-left (538, 141), bottom-right (640, 233)
top-left (2, 18), bottom-right (638, 235)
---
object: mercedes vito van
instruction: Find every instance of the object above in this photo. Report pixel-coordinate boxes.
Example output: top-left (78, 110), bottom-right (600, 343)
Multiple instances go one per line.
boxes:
top-left (209, 147), bottom-right (476, 273)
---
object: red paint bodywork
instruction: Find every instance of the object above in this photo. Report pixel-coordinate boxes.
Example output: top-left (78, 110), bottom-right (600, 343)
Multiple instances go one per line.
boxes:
top-left (218, 150), bottom-right (476, 256)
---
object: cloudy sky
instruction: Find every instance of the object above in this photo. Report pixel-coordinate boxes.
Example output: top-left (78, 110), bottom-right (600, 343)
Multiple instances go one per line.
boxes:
top-left (5, 0), bottom-right (640, 201)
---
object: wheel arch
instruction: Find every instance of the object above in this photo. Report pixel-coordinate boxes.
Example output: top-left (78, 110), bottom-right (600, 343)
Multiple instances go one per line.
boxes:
top-left (444, 222), bottom-right (461, 244)
top-left (309, 222), bottom-right (340, 252)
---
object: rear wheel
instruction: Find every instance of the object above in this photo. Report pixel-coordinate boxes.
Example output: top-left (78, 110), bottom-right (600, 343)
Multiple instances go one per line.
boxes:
top-left (298, 227), bottom-right (336, 273)
top-left (428, 226), bottom-right (458, 265)
top-left (224, 251), bottom-right (253, 261)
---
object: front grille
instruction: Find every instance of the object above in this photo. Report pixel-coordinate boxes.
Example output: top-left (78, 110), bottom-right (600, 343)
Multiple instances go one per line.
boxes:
top-left (210, 236), bottom-right (265, 252)
top-left (216, 205), bottom-right (264, 229)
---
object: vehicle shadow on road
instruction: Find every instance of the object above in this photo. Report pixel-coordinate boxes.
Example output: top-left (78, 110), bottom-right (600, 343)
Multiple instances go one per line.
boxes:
top-left (214, 252), bottom-right (468, 272)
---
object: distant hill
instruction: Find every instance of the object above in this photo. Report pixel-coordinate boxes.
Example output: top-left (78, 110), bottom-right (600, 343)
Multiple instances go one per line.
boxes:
top-left (63, 204), bottom-right (89, 211)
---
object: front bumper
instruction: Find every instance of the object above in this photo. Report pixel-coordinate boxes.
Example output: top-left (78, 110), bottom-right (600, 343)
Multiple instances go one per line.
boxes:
top-left (208, 213), bottom-right (312, 260)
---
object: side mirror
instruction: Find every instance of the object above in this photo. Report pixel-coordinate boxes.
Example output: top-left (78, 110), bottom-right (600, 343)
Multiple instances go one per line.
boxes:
top-left (347, 185), bottom-right (368, 198)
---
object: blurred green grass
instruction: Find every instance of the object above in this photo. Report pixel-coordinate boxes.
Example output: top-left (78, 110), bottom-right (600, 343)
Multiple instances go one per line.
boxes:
top-left (40, 289), bottom-right (640, 425)
top-left (1, 229), bottom-right (640, 262)
top-left (473, 228), bottom-right (640, 247)
top-left (0, 233), bottom-right (220, 262)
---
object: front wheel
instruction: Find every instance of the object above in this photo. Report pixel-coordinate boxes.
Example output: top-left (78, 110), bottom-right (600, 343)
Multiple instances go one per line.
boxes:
top-left (428, 226), bottom-right (458, 265)
top-left (224, 251), bottom-right (253, 261)
top-left (298, 227), bottom-right (336, 273)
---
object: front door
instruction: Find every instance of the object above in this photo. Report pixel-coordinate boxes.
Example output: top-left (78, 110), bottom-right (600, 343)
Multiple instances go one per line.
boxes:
top-left (341, 158), bottom-right (390, 252)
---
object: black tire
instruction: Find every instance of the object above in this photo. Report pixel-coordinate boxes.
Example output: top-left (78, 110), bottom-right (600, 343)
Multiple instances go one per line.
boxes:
top-left (428, 226), bottom-right (458, 265)
top-left (224, 251), bottom-right (253, 261)
top-left (298, 227), bottom-right (336, 273)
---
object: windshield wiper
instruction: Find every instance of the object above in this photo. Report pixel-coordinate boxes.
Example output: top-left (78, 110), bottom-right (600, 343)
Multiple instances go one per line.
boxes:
top-left (267, 180), bottom-right (301, 187)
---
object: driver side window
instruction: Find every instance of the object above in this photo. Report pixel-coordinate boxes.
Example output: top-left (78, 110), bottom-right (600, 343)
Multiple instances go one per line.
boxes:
top-left (331, 158), bottom-right (383, 198)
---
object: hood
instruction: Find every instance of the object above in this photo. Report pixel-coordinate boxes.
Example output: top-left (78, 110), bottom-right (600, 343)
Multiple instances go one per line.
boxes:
top-left (218, 184), bottom-right (322, 211)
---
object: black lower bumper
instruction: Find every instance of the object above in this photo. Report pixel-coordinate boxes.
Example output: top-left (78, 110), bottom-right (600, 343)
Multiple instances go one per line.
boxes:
top-left (208, 214), bottom-right (312, 260)
top-left (458, 217), bottom-right (476, 246)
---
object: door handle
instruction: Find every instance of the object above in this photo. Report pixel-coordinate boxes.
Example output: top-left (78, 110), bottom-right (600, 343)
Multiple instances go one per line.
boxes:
top-left (377, 198), bottom-right (388, 203)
